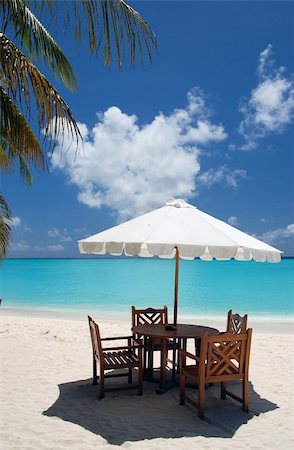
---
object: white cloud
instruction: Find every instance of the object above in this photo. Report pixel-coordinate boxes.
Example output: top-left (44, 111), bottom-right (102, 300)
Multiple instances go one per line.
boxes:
top-left (11, 216), bottom-right (21, 227)
top-left (10, 241), bottom-right (29, 251)
top-left (34, 244), bottom-right (65, 252)
top-left (228, 216), bottom-right (238, 226)
top-left (47, 245), bottom-right (64, 251)
top-left (47, 227), bottom-right (72, 242)
top-left (198, 165), bottom-right (247, 188)
top-left (239, 44), bottom-right (294, 149)
top-left (10, 216), bottom-right (31, 232)
top-left (50, 88), bottom-right (227, 220)
top-left (257, 223), bottom-right (294, 245)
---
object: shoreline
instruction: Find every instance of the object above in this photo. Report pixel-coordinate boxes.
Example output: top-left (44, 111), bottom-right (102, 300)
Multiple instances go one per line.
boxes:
top-left (1, 306), bottom-right (293, 334)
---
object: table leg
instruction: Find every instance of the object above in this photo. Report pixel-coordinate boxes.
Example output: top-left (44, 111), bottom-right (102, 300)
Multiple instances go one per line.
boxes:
top-left (144, 337), bottom-right (154, 381)
top-left (172, 338), bottom-right (177, 381)
top-left (156, 337), bottom-right (178, 394)
top-left (157, 337), bottom-right (167, 393)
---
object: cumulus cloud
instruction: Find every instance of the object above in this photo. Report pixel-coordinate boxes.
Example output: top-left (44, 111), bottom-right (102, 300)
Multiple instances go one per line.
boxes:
top-left (47, 227), bottom-right (72, 242)
top-left (257, 223), bottom-right (294, 245)
top-left (227, 216), bottom-right (238, 226)
top-left (239, 44), bottom-right (294, 149)
top-left (198, 165), bottom-right (247, 188)
top-left (50, 88), bottom-right (227, 220)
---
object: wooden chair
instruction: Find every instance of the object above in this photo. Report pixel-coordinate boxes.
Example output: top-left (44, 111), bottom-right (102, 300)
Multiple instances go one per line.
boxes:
top-left (227, 309), bottom-right (248, 334)
top-left (88, 316), bottom-right (143, 399)
top-left (131, 306), bottom-right (176, 376)
top-left (179, 328), bottom-right (252, 419)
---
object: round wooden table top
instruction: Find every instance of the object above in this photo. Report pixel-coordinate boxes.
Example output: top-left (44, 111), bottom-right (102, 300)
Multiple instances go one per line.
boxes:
top-left (132, 323), bottom-right (219, 339)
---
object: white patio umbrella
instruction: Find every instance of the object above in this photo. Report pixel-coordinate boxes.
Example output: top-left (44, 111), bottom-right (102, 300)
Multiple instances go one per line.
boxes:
top-left (78, 198), bottom-right (282, 325)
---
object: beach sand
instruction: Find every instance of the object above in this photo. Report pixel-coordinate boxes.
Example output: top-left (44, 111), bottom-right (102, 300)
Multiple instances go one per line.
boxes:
top-left (0, 312), bottom-right (293, 450)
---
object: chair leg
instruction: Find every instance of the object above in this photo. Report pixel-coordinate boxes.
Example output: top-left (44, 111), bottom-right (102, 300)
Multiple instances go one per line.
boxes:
top-left (148, 346), bottom-right (154, 378)
top-left (198, 381), bottom-right (205, 420)
top-left (195, 337), bottom-right (201, 356)
top-left (92, 356), bottom-right (97, 385)
top-left (221, 382), bottom-right (226, 400)
top-left (172, 343), bottom-right (176, 382)
top-left (179, 373), bottom-right (185, 405)
top-left (128, 368), bottom-right (132, 384)
top-left (99, 370), bottom-right (105, 399)
top-left (138, 351), bottom-right (143, 396)
top-left (177, 338), bottom-right (185, 374)
top-left (176, 341), bottom-right (180, 374)
top-left (243, 377), bottom-right (249, 412)
top-left (143, 343), bottom-right (147, 373)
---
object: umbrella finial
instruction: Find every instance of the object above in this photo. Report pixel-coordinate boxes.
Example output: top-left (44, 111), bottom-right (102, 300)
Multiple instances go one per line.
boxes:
top-left (165, 198), bottom-right (195, 209)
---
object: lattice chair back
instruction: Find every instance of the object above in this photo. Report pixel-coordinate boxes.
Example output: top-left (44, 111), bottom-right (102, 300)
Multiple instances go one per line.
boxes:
top-left (227, 309), bottom-right (248, 334)
top-left (200, 330), bottom-right (252, 383)
top-left (88, 316), bottom-right (103, 363)
top-left (132, 306), bottom-right (168, 339)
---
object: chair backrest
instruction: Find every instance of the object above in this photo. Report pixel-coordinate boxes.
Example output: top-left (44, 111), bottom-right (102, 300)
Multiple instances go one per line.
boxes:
top-left (132, 306), bottom-right (168, 327)
top-left (199, 329), bottom-right (252, 383)
top-left (132, 306), bottom-right (168, 338)
top-left (88, 316), bottom-right (103, 362)
top-left (227, 309), bottom-right (248, 334)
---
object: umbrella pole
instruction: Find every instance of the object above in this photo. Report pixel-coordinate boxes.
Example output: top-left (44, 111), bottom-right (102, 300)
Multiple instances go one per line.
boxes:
top-left (173, 247), bottom-right (179, 326)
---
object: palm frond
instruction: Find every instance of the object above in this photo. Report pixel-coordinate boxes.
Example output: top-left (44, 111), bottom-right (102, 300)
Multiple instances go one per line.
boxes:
top-left (116, 0), bottom-right (157, 65)
top-left (0, 84), bottom-right (44, 169)
top-left (1, 0), bottom-right (77, 90)
top-left (2, 0), bottom-right (158, 68)
top-left (0, 138), bottom-right (33, 185)
top-left (0, 193), bottom-right (11, 259)
top-left (0, 33), bottom-right (81, 147)
top-left (76, 0), bottom-right (158, 66)
top-left (18, 154), bottom-right (33, 185)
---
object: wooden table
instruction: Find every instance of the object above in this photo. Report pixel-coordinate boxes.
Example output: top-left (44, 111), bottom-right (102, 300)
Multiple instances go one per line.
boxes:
top-left (132, 323), bottom-right (219, 394)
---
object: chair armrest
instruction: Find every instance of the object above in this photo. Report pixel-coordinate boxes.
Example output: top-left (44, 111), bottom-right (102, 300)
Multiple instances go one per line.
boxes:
top-left (101, 335), bottom-right (133, 341)
top-left (103, 343), bottom-right (144, 352)
top-left (180, 349), bottom-right (200, 362)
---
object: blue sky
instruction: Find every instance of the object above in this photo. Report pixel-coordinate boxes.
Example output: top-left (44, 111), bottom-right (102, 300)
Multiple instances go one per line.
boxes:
top-left (3, 1), bottom-right (294, 257)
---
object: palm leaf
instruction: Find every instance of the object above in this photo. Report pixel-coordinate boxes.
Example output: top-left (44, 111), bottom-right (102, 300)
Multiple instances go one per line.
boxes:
top-left (0, 33), bottom-right (81, 147)
top-left (65, 0), bottom-right (157, 66)
top-left (0, 193), bottom-right (11, 259)
top-left (80, 0), bottom-right (158, 66)
top-left (2, 0), bottom-right (158, 68)
top-left (0, 138), bottom-right (33, 185)
top-left (18, 155), bottom-right (33, 185)
top-left (0, 84), bottom-right (45, 170)
top-left (1, 0), bottom-right (77, 90)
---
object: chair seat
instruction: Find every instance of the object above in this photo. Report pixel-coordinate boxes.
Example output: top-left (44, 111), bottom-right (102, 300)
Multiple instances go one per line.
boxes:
top-left (89, 315), bottom-right (143, 398)
top-left (102, 350), bottom-right (139, 370)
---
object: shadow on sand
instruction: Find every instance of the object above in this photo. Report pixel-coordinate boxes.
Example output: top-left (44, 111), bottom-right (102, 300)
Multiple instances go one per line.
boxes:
top-left (43, 376), bottom-right (277, 445)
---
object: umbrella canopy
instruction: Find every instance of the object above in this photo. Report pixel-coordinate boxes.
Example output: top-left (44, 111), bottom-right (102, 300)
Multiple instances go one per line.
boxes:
top-left (78, 198), bottom-right (282, 323)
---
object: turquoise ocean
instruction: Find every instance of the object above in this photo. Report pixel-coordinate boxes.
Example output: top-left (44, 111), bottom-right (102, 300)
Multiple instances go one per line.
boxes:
top-left (1, 258), bottom-right (293, 321)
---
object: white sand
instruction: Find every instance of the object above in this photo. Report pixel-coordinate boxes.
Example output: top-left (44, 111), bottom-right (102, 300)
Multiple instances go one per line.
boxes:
top-left (0, 312), bottom-right (294, 450)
